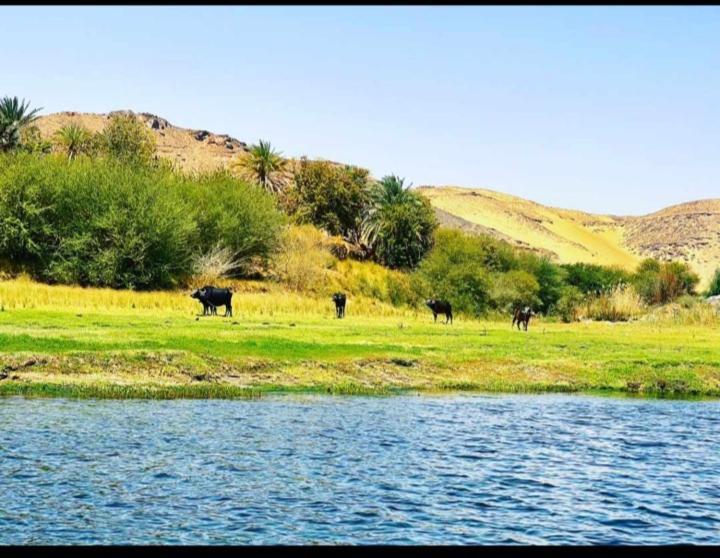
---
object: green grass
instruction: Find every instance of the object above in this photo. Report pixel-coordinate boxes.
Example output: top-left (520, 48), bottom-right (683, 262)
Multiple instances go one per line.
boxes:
top-left (1, 304), bottom-right (719, 399)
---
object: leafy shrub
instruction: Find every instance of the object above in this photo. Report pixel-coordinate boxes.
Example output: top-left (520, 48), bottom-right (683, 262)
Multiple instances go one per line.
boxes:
top-left (0, 153), bottom-right (285, 289)
top-left (632, 258), bottom-right (699, 305)
top-left (286, 158), bottom-right (371, 240)
top-left (555, 285), bottom-right (585, 323)
top-left (178, 170), bottom-right (286, 276)
top-left (490, 270), bottom-right (541, 313)
top-left (562, 262), bottom-right (631, 295)
top-left (0, 153), bottom-right (195, 289)
top-left (96, 112), bottom-right (157, 166)
top-left (415, 229), bottom-right (492, 316)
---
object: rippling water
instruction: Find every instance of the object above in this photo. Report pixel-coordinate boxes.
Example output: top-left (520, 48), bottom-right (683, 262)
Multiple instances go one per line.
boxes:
top-left (1, 394), bottom-right (719, 544)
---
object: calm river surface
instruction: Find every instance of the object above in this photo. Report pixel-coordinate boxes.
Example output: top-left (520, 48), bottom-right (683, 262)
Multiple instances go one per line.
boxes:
top-left (1, 394), bottom-right (719, 545)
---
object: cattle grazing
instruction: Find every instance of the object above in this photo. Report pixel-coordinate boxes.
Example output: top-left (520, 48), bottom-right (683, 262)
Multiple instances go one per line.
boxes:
top-left (191, 285), bottom-right (233, 317)
top-left (512, 306), bottom-right (534, 331)
top-left (332, 292), bottom-right (346, 318)
top-left (426, 299), bottom-right (453, 324)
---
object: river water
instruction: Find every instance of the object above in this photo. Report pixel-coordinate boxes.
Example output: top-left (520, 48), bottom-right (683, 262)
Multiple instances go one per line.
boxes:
top-left (1, 394), bottom-right (719, 545)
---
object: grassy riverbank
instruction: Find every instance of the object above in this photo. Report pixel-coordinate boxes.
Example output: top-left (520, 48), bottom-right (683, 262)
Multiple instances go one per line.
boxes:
top-left (1, 278), bottom-right (719, 399)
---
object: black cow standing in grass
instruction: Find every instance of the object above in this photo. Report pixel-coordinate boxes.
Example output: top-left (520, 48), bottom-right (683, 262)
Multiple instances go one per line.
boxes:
top-left (191, 286), bottom-right (233, 317)
top-left (512, 306), bottom-right (534, 331)
top-left (426, 299), bottom-right (453, 324)
top-left (332, 292), bottom-right (346, 318)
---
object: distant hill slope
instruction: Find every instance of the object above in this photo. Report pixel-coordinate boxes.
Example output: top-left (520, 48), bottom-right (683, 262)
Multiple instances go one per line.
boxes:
top-left (34, 111), bottom-right (720, 287)
top-left (36, 111), bottom-right (249, 174)
top-left (418, 186), bottom-right (720, 288)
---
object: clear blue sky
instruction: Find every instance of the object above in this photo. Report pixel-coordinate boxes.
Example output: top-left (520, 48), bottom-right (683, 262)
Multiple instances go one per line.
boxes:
top-left (4, 6), bottom-right (720, 215)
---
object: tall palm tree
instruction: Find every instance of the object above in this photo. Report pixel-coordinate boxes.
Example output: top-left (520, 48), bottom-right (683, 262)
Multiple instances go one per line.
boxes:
top-left (361, 175), bottom-right (417, 247)
top-left (232, 140), bottom-right (287, 194)
top-left (0, 97), bottom-right (43, 151)
top-left (54, 123), bottom-right (93, 160)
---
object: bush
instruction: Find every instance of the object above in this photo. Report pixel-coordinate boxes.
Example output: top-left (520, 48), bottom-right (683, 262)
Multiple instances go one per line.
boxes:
top-left (562, 262), bottom-right (632, 295)
top-left (0, 153), bottom-right (285, 289)
top-left (633, 258), bottom-right (700, 305)
top-left (96, 112), bottom-right (157, 166)
top-left (415, 229), bottom-right (492, 316)
top-left (178, 170), bottom-right (286, 276)
top-left (0, 153), bottom-right (195, 289)
top-left (518, 254), bottom-right (566, 314)
top-left (489, 270), bottom-right (541, 313)
top-left (555, 285), bottom-right (585, 323)
top-left (286, 158), bottom-right (371, 240)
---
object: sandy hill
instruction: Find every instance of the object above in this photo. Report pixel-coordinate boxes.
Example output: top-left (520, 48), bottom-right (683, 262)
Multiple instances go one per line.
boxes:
top-left (418, 186), bottom-right (720, 288)
top-left (34, 111), bottom-right (720, 287)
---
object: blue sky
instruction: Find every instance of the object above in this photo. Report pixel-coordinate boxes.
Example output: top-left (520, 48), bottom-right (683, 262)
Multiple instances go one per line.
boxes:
top-left (3, 6), bottom-right (720, 215)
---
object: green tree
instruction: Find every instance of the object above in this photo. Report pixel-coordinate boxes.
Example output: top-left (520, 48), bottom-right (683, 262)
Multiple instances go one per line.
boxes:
top-left (361, 175), bottom-right (437, 269)
top-left (232, 140), bottom-right (288, 195)
top-left (0, 97), bottom-right (42, 152)
top-left (96, 113), bottom-right (156, 166)
top-left (287, 158), bottom-right (371, 240)
top-left (490, 269), bottom-right (541, 312)
top-left (54, 123), bottom-right (95, 160)
top-left (414, 229), bottom-right (493, 316)
top-left (518, 254), bottom-right (566, 314)
top-left (562, 262), bottom-right (632, 295)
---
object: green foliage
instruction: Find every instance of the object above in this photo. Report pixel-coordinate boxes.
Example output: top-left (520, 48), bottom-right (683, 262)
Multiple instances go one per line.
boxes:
top-left (415, 229), bottom-right (492, 316)
top-left (562, 262), bottom-right (632, 295)
top-left (0, 153), bottom-right (285, 289)
top-left (632, 258), bottom-right (699, 305)
top-left (287, 158), bottom-right (371, 239)
top-left (361, 175), bottom-right (437, 269)
top-left (179, 170), bottom-right (286, 275)
top-left (518, 255), bottom-right (566, 314)
top-left (95, 113), bottom-right (156, 166)
top-left (0, 97), bottom-right (42, 151)
top-left (706, 268), bottom-right (720, 297)
top-left (53, 123), bottom-right (95, 159)
top-left (233, 139), bottom-right (287, 194)
top-left (490, 269), bottom-right (541, 312)
top-left (555, 285), bottom-right (585, 323)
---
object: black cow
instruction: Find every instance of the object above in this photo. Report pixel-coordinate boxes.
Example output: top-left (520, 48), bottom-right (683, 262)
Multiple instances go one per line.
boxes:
top-left (426, 299), bottom-right (453, 324)
top-left (332, 292), bottom-right (346, 318)
top-left (191, 285), bottom-right (233, 317)
top-left (512, 306), bottom-right (534, 331)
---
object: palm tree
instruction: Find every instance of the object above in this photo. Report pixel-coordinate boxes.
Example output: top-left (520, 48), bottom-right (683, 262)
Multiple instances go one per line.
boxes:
top-left (360, 175), bottom-right (416, 247)
top-left (0, 97), bottom-right (43, 151)
top-left (54, 123), bottom-right (93, 160)
top-left (232, 140), bottom-right (287, 194)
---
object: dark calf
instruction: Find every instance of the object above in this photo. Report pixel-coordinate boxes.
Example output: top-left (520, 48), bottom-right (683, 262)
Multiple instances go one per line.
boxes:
top-left (191, 285), bottom-right (233, 317)
top-left (512, 306), bottom-right (534, 331)
top-left (332, 292), bottom-right (346, 318)
top-left (426, 299), bottom-right (453, 324)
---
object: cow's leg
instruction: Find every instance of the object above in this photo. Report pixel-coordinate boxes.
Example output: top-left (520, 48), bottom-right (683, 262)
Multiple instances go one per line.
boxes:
top-left (433, 313), bottom-right (437, 323)
top-left (226, 304), bottom-right (232, 317)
